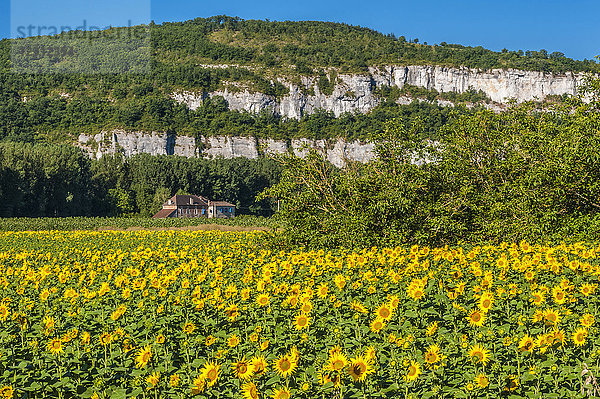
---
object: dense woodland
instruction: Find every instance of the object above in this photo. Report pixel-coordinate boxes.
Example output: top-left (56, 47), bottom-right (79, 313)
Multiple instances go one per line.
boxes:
top-left (263, 77), bottom-right (600, 247)
top-left (0, 143), bottom-right (280, 217)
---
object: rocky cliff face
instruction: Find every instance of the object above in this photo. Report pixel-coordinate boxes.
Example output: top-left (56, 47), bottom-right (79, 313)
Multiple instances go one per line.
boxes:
top-left (77, 64), bottom-right (586, 164)
top-left (77, 131), bottom-right (375, 168)
top-left (172, 65), bottom-right (585, 118)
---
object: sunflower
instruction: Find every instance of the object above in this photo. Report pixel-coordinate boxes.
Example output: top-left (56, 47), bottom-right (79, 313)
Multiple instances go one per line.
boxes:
top-left (191, 375), bottom-right (206, 394)
top-left (370, 318), bottom-right (386, 333)
top-left (348, 355), bottom-right (374, 382)
top-left (404, 361), bottom-right (421, 382)
top-left (146, 371), bottom-right (159, 390)
top-left (375, 303), bottom-right (393, 321)
top-left (47, 338), bottom-right (63, 355)
top-left (551, 286), bottom-right (567, 305)
top-left (183, 322), bottom-right (196, 334)
top-left (326, 351), bottom-right (348, 372)
top-left (531, 291), bottom-right (545, 306)
top-left (0, 385), bottom-right (14, 399)
top-left (225, 303), bottom-right (240, 322)
top-left (580, 313), bottom-right (595, 328)
top-left (388, 295), bottom-right (400, 309)
top-left (475, 374), bottom-right (489, 389)
top-left (552, 328), bottom-right (566, 346)
top-left (580, 283), bottom-right (597, 297)
top-left (518, 334), bottom-right (535, 352)
top-left (156, 334), bottom-right (165, 344)
top-left (468, 344), bottom-right (490, 366)
top-left (503, 374), bottom-right (519, 392)
top-left (205, 335), bottom-right (215, 346)
top-left (228, 334), bottom-right (241, 348)
top-left (274, 354), bottom-right (297, 378)
top-left (241, 381), bottom-right (259, 399)
top-left (300, 301), bottom-right (313, 313)
top-left (319, 371), bottom-right (342, 388)
top-left (294, 313), bottom-right (311, 330)
top-left (573, 327), bottom-right (588, 346)
top-left (407, 285), bottom-right (425, 301)
top-left (350, 301), bottom-right (368, 313)
top-left (252, 356), bottom-right (268, 376)
top-left (232, 357), bottom-right (254, 380)
top-left (0, 304), bottom-right (9, 321)
top-left (466, 309), bottom-right (485, 327)
top-left (426, 321), bottom-right (438, 336)
top-left (272, 386), bottom-right (291, 399)
top-left (543, 308), bottom-right (560, 326)
top-left (478, 292), bottom-right (494, 313)
top-left (256, 294), bottom-right (270, 307)
top-left (260, 340), bottom-right (269, 351)
top-left (328, 345), bottom-right (342, 357)
top-left (99, 332), bottom-right (112, 346)
top-left (80, 331), bottom-right (90, 345)
top-left (200, 361), bottom-right (221, 388)
top-left (424, 344), bottom-right (443, 367)
top-left (317, 283), bottom-right (329, 298)
top-left (524, 269), bottom-right (535, 281)
top-left (169, 374), bottom-right (180, 388)
top-left (135, 345), bottom-right (152, 368)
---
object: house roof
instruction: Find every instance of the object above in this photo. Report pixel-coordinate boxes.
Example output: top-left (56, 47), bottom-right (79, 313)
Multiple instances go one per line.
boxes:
top-left (165, 195), bottom-right (209, 207)
top-left (152, 208), bottom-right (176, 219)
top-left (210, 200), bottom-right (236, 207)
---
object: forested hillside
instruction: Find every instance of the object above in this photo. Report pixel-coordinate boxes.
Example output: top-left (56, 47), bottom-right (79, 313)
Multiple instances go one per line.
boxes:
top-left (0, 16), bottom-right (595, 144)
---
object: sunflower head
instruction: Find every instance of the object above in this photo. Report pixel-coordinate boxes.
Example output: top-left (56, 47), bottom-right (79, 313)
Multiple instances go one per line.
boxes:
top-left (326, 351), bottom-right (348, 372)
top-left (468, 344), bottom-right (490, 366)
top-left (241, 381), bottom-right (259, 399)
top-left (404, 361), bottom-right (421, 382)
top-left (348, 355), bottom-right (373, 382)
top-left (294, 313), bottom-right (311, 330)
top-left (466, 309), bottom-right (485, 327)
top-left (274, 354), bottom-right (297, 378)
top-left (232, 357), bottom-right (254, 380)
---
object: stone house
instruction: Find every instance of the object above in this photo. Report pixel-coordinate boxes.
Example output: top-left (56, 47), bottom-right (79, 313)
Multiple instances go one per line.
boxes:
top-left (152, 194), bottom-right (236, 219)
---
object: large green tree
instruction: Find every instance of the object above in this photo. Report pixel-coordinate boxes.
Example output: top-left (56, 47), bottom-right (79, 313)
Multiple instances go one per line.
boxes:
top-left (261, 75), bottom-right (600, 247)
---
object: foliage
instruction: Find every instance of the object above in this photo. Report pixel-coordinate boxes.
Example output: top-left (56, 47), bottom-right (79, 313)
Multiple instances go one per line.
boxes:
top-left (0, 216), bottom-right (275, 231)
top-left (0, 144), bottom-right (281, 217)
top-left (159, 16), bottom-right (598, 74)
top-left (262, 78), bottom-right (600, 248)
top-left (0, 16), bottom-right (595, 144)
top-left (0, 231), bottom-right (599, 398)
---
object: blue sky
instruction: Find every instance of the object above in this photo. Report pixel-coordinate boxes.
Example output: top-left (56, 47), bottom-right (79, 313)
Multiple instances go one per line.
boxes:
top-left (2, 0), bottom-right (598, 61)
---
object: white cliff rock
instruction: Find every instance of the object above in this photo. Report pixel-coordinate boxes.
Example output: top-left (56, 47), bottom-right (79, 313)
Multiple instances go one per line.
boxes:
top-left (201, 136), bottom-right (260, 159)
top-left (76, 130), bottom-right (376, 167)
top-left (172, 65), bottom-right (586, 118)
top-left (78, 65), bottom-right (585, 165)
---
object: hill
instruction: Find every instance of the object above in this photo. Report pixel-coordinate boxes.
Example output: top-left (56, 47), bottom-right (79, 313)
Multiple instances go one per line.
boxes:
top-left (0, 15), bottom-right (595, 146)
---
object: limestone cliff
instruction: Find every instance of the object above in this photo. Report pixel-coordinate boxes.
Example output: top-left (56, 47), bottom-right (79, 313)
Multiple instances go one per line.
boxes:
top-left (76, 131), bottom-right (375, 168)
top-left (77, 64), bottom-right (586, 164)
top-left (172, 65), bottom-right (585, 118)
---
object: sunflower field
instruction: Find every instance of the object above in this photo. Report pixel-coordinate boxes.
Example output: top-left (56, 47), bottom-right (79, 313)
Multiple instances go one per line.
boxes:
top-left (0, 230), bottom-right (599, 398)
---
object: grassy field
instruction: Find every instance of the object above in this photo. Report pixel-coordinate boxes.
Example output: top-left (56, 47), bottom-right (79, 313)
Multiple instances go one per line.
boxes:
top-left (0, 216), bottom-right (276, 232)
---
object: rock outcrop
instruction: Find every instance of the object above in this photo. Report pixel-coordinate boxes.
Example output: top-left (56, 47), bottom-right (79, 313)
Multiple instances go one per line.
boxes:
top-left (172, 65), bottom-right (586, 118)
top-left (77, 64), bottom-right (587, 164)
top-left (76, 131), bottom-right (375, 167)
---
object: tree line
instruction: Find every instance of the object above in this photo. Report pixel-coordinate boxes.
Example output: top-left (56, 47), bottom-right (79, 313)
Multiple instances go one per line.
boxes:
top-left (261, 77), bottom-right (600, 248)
top-left (0, 143), bottom-right (280, 217)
